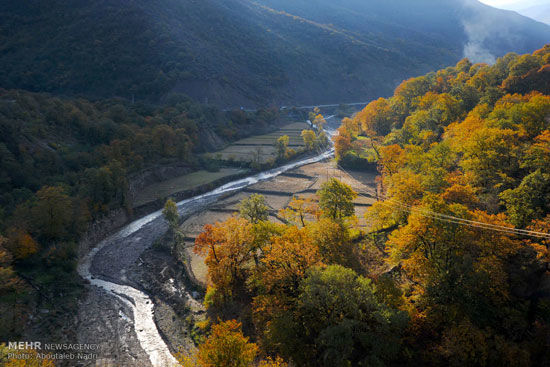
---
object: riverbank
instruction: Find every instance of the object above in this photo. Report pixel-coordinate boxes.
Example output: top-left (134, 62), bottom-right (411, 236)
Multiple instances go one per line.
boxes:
top-left (73, 138), bottom-right (336, 366)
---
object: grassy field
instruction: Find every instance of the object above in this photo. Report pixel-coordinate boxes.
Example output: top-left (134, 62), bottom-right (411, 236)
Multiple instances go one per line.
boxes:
top-left (133, 168), bottom-right (247, 208)
top-left (205, 122), bottom-right (310, 164)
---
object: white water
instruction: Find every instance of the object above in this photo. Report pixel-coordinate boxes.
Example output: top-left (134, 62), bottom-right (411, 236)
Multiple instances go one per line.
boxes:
top-left (77, 125), bottom-right (336, 367)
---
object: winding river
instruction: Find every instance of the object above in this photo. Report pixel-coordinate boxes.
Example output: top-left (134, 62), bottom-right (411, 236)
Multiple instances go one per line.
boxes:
top-left (77, 124), bottom-right (337, 367)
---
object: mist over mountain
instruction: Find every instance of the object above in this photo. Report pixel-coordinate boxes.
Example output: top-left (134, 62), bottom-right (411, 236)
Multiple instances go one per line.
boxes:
top-left (1, 0), bottom-right (548, 107)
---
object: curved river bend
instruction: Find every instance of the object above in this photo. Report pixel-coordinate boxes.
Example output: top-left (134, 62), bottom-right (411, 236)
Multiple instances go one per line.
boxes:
top-left (78, 130), bottom-right (335, 366)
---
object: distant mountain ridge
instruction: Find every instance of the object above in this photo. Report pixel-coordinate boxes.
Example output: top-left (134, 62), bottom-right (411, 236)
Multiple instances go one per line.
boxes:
top-left (0, 0), bottom-right (549, 107)
top-left (482, 0), bottom-right (550, 25)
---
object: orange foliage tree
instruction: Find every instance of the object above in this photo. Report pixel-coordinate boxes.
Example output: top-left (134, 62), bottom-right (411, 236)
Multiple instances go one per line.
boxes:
top-left (250, 226), bottom-right (322, 328)
top-left (278, 195), bottom-right (319, 227)
top-left (194, 217), bottom-right (255, 302)
top-left (6, 229), bottom-right (39, 260)
top-left (197, 320), bottom-right (258, 367)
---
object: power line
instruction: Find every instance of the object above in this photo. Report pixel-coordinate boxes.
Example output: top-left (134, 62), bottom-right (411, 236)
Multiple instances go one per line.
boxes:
top-left (331, 160), bottom-right (550, 240)
top-left (382, 197), bottom-right (550, 238)
top-left (381, 199), bottom-right (550, 239)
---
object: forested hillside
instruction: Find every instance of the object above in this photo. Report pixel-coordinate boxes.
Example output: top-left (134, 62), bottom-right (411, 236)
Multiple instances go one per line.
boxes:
top-left (1, 0), bottom-right (549, 107)
top-left (0, 90), bottom-right (281, 340)
top-left (185, 46), bottom-right (550, 366)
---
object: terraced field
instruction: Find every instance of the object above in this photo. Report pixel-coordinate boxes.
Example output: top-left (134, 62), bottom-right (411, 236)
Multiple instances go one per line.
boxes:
top-left (205, 122), bottom-right (311, 163)
top-left (133, 168), bottom-right (247, 208)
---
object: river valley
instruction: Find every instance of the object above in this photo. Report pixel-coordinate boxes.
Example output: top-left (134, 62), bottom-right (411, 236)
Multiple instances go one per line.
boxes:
top-left (75, 117), bottom-right (379, 367)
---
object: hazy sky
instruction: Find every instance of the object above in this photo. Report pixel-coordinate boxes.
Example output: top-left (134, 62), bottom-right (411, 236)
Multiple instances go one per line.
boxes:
top-left (478, 0), bottom-right (548, 10)
top-left (477, 0), bottom-right (550, 25)
top-left (478, 0), bottom-right (519, 7)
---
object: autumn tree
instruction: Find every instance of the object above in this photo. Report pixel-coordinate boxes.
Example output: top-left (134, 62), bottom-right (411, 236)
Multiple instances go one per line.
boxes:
top-left (239, 194), bottom-right (269, 224)
top-left (459, 127), bottom-right (521, 192)
top-left (308, 106), bottom-right (321, 122)
top-left (301, 129), bottom-right (316, 151)
top-left (525, 215), bottom-right (550, 270)
top-left (386, 195), bottom-right (523, 320)
top-left (279, 196), bottom-right (319, 227)
top-left (198, 320), bottom-right (259, 367)
top-left (334, 129), bottom-right (353, 160)
top-left (0, 344), bottom-right (55, 367)
top-left (317, 178), bottom-right (357, 220)
top-left (302, 46), bottom-right (550, 365)
top-left (307, 218), bottom-right (358, 269)
top-left (357, 97), bottom-right (393, 136)
top-left (522, 130), bottom-right (550, 172)
top-left (251, 226), bottom-right (322, 332)
top-left (312, 114), bottom-right (327, 132)
top-left (275, 135), bottom-right (289, 161)
top-left (6, 228), bottom-right (39, 260)
top-left (508, 54), bottom-right (542, 77)
top-left (194, 217), bottom-right (255, 302)
top-left (378, 144), bottom-right (406, 177)
top-left (0, 236), bottom-right (23, 297)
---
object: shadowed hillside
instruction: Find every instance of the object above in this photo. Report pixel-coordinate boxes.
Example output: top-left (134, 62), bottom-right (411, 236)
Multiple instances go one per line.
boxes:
top-left (1, 0), bottom-right (549, 107)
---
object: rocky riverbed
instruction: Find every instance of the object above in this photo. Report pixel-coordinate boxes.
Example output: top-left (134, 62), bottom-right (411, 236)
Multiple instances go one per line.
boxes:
top-left (74, 141), bottom-right (338, 366)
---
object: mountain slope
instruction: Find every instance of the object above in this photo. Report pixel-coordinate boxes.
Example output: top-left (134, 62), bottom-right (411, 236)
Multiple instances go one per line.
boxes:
top-left (1, 0), bottom-right (549, 107)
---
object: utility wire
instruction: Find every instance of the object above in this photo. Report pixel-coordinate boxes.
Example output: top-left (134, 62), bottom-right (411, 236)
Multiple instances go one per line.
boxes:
top-left (332, 158), bottom-right (550, 240)
top-left (381, 199), bottom-right (550, 239)
top-left (381, 197), bottom-right (550, 238)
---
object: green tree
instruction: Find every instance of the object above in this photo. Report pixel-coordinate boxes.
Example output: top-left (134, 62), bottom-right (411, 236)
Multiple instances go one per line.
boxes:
top-left (508, 54), bottom-right (541, 77)
top-left (239, 194), bottom-right (269, 223)
top-left (270, 265), bottom-right (407, 366)
top-left (500, 169), bottom-right (550, 228)
top-left (317, 178), bottom-right (357, 220)
top-left (163, 199), bottom-right (180, 231)
top-left (31, 186), bottom-right (73, 240)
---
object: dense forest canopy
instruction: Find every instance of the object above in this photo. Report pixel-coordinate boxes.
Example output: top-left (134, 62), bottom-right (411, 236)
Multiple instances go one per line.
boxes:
top-left (0, 90), bottom-right (282, 341)
top-left (186, 46), bottom-right (550, 366)
top-left (0, 0), bottom-right (549, 106)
